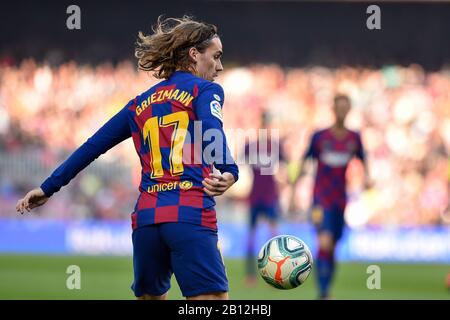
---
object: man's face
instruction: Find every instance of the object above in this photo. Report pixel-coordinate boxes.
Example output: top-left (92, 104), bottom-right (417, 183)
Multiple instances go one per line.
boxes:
top-left (193, 37), bottom-right (223, 81)
top-left (333, 98), bottom-right (351, 123)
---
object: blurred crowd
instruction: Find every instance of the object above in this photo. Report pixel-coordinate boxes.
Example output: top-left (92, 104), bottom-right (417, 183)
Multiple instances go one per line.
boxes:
top-left (0, 59), bottom-right (449, 226)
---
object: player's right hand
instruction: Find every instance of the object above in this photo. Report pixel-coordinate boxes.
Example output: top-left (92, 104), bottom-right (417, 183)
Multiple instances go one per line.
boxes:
top-left (16, 188), bottom-right (49, 214)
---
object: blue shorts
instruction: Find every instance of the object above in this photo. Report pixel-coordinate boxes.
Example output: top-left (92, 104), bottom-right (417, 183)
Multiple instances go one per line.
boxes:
top-left (250, 203), bottom-right (279, 228)
top-left (131, 223), bottom-right (228, 298)
top-left (310, 204), bottom-right (346, 241)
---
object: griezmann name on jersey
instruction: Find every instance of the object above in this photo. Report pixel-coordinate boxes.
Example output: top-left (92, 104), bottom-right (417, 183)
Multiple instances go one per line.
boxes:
top-left (40, 71), bottom-right (239, 230)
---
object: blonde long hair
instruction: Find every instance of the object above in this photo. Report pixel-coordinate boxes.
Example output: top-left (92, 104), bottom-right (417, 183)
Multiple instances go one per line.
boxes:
top-left (135, 16), bottom-right (218, 79)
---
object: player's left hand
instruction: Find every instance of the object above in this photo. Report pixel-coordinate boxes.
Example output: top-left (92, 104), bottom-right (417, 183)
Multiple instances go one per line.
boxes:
top-left (202, 172), bottom-right (235, 197)
top-left (16, 187), bottom-right (49, 214)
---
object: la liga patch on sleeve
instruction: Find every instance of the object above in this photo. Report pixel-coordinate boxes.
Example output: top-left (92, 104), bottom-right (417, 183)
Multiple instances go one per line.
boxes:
top-left (210, 100), bottom-right (223, 122)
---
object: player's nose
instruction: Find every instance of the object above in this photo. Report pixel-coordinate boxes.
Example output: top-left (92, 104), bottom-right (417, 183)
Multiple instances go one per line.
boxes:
top-left (216, 60), bottom-right (223, 72)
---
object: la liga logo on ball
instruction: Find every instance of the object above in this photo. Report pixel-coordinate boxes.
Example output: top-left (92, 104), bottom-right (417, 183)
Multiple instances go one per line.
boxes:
top-left (258, 235), bottom-right (313, 289)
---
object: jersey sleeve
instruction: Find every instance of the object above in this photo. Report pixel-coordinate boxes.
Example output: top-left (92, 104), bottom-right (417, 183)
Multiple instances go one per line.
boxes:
top-left (194, 82), bottom-right (239, 182)
top-left (195, 82), bottom-right (225, 124)
top-left (40, 102), bottom-right (133, 197)
top-left (354, 132), bottom-right (366, 161)
top-left (304, 131), bottom-right (319, 159)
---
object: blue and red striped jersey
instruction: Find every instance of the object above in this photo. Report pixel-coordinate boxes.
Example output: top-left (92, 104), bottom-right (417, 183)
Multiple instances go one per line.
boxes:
top-left (304, 128), bottom-right (365, 210)
top-left (244, 138), bottom-right (285, 206)
top-left (41, 71), bottom-right (239, 230)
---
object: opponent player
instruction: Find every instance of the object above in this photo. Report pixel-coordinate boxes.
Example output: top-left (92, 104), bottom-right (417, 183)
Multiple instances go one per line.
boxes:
top-left (16, 16), bottom-right (238, 300)
top-left (243, 112), bottom-right (285, 285)
top-left (291, 94), bottom-right (370, 299)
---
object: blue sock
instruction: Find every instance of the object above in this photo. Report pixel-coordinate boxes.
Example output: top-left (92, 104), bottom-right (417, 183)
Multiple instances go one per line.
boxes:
top-left (316, 249), bottom-right (334, 298)
top-left (246, 231), bottom-right (256, 276)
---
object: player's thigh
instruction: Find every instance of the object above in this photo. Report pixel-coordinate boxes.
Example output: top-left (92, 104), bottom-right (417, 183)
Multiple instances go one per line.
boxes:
top-left (264, 203), bottom-right (279, 225)
top-left (137, 293), bottom-right (168, 300)
top-left (317, 206), bottom-right (345, 248)
top-left (187, 292), bottom-right (228, 300)
top-left (250, 203), bottom-right (278, 228)
top-left (161, 222), bottom-right (228, 299)
top-left (131, 225), bottom-right (172, 298)
top-left (329, 206), bottom-right (346, 242)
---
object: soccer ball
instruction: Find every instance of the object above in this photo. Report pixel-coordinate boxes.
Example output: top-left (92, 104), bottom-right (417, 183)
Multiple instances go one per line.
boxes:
top-left (257, 235), bottom-right (313, 289)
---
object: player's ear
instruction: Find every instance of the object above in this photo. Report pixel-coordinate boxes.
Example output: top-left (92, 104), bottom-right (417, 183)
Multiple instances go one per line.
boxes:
top-left (188, 47), bottom-right (199, 62)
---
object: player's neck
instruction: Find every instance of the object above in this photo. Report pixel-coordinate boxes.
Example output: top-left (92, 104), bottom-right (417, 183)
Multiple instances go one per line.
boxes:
top-left (175, 67), bottom-right (194, 75)
top-left (332, 122), bottom-right (346, 130)
top-left (330, 123), bottom-right (348, 138)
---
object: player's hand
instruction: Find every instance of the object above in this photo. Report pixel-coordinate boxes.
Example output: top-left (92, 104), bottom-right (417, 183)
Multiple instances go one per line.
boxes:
top-left (16, 187), bottom-right (49, 214)
top-left (202, 172), bottom-right (235, 197)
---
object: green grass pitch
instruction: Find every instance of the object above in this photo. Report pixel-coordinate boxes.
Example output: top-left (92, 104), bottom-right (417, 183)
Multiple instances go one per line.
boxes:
top-left (0, 255), bottom-right (448, 300)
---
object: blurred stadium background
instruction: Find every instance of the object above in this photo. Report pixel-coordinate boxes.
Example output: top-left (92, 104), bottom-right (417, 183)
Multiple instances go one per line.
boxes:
top-left (0, 0), bottom-right (449, 299)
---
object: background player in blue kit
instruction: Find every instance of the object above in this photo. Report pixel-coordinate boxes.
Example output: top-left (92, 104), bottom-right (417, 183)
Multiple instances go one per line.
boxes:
top-left (291, 94), bottom-right (371, 299)
top-left (242, 112), bottom-right (286, 286)
top-left (16, 16), bottom-right (238, 300)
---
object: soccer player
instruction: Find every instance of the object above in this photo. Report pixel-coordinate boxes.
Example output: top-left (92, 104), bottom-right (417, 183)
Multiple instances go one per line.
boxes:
top-left (291, 94), bottom-right (370, 299)
top-left (243, 112), bottom-right (285, 285)
top-left (16, 16), bottom-right (239, 300)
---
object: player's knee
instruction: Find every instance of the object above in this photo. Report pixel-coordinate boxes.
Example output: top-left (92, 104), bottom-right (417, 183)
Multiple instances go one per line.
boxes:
top-left (187, 291), bottom-right (228, 300)
top-left (137, 293), bottom-right (167, 300)
top-left (318, 233), bottom-right (334, 252)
